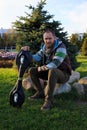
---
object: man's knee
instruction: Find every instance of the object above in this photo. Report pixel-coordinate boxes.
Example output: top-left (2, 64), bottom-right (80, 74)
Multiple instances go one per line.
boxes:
top-left (48, 69), bottom-right (57, 76)
top-left (29, 67), bottom-right (37, 75)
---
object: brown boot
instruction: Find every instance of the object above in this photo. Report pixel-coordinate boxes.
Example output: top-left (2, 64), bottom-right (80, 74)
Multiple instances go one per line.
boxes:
top-left (41, 100), bottom-right (53, 111)
top-left (28, 91), bottom-right (44, 100)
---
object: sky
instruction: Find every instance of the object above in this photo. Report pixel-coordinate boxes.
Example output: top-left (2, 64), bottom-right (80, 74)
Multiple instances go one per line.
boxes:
top-left (0, 0), bottom-right (87, 35)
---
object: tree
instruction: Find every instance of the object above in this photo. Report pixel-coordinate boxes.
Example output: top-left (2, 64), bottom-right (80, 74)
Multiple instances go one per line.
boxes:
top-left (5, 29), bottom-right (17, 47)
top-left (81, 38), bottom-right (87, 56)
top-left (0, 29), bottom-right (18, 49)
top-left (0, 35), bottom-right (4, 49)
top-left (13, 0), bottom-right (79, 70)
top-left (69, 34), bottom-right (82, 51)
top-left (81, 33), bottom-right (87, 46)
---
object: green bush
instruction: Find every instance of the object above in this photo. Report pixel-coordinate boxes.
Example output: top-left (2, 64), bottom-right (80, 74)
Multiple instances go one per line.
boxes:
top-left (0, 60), bottom-right (14, 68)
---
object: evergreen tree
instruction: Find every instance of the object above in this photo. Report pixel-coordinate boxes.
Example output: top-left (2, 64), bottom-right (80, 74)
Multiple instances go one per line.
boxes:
top-left (13, 0), bottom-right (78, 70)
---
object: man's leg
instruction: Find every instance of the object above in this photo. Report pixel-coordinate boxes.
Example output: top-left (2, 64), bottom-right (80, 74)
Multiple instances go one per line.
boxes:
top-left (41, 68), bottom-right (69, 110)
top-left (28, 67), bottom-right (48, 99)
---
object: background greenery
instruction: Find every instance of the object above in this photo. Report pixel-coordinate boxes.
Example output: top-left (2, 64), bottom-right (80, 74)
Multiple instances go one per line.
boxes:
top-left (0, 0), bottom-right (80, 70)
top-left (0, 55), bottom-right (87, 130)
top-left (13, 0), bottom-right (78, 70)
top-left (0, 0), bottom-right (87, 70)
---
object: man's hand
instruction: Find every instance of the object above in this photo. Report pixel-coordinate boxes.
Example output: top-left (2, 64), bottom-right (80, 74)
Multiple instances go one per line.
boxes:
top-left (21, 46), bottom-right (30, 51)
top-left (38, 65), bottom-right (48, 72)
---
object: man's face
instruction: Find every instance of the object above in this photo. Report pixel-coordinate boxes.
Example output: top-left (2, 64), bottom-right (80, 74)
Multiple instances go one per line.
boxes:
top-left (43, 32), bottom-right (55, 48)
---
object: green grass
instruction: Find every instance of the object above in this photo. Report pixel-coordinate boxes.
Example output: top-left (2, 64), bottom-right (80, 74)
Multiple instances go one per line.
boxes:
top-left (76, 55), bottom-right (87, 77)
top-left (0, 56), bottom-right (87, 130)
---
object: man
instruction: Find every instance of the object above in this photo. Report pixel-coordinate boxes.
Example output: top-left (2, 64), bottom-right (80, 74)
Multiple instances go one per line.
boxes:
top-left (21, 29), bottom-right (72, 111)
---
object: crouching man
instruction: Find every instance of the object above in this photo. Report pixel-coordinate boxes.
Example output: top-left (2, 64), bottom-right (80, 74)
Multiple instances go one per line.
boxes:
top-left (21, 29), bottom-right (72, 111)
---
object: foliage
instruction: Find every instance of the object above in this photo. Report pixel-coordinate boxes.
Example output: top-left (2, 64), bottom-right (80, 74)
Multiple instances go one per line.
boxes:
top-left (82, 33), bottom-right (87, 43)
top-left (0, 60), bottom-right (14, 68)
top-left (69, 33), bottom-right (82, 51)
top-left (67, 43), bottom-right (80, 70)
top-left (0, 29), bottom-right (17, 48)
top-left (69, 33), bottom-right (87, 54)
top-left (0, 51), bottom-right (17, 68)
top-left (81, 38), bottom-right (87, 56)
top-left (13, 0), bottom-right (78, 70)
top-left (13, 0), bottom-right (68, 51)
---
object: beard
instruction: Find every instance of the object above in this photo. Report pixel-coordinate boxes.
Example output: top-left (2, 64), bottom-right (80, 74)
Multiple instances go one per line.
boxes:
top-left (45, 44), bottom-right (54, 54)
top-left (46, 42), bottom-right (54, 48)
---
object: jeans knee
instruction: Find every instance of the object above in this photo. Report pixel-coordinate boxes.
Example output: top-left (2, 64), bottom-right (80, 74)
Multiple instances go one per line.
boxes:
top-left (29, 67), bottom-right (37, 75)
top-left (48, 69), bottom-right (56, 77)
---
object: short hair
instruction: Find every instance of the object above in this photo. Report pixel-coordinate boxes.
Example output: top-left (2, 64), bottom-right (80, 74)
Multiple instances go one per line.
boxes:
top-left (43, 28), bottom-right (56, 36)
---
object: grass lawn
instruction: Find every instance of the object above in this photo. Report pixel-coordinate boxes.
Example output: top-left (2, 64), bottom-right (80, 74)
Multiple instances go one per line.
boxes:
top-left (0, 56), bottom-right (87, 130)
top-left (76, 55), bottom-right (87, 77)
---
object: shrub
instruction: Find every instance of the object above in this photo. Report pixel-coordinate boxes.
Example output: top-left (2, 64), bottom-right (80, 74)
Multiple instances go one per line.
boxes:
top-left (0, 51), bottom-right (17, 68)
top-left (0, 60), bottom-right (14, 68)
